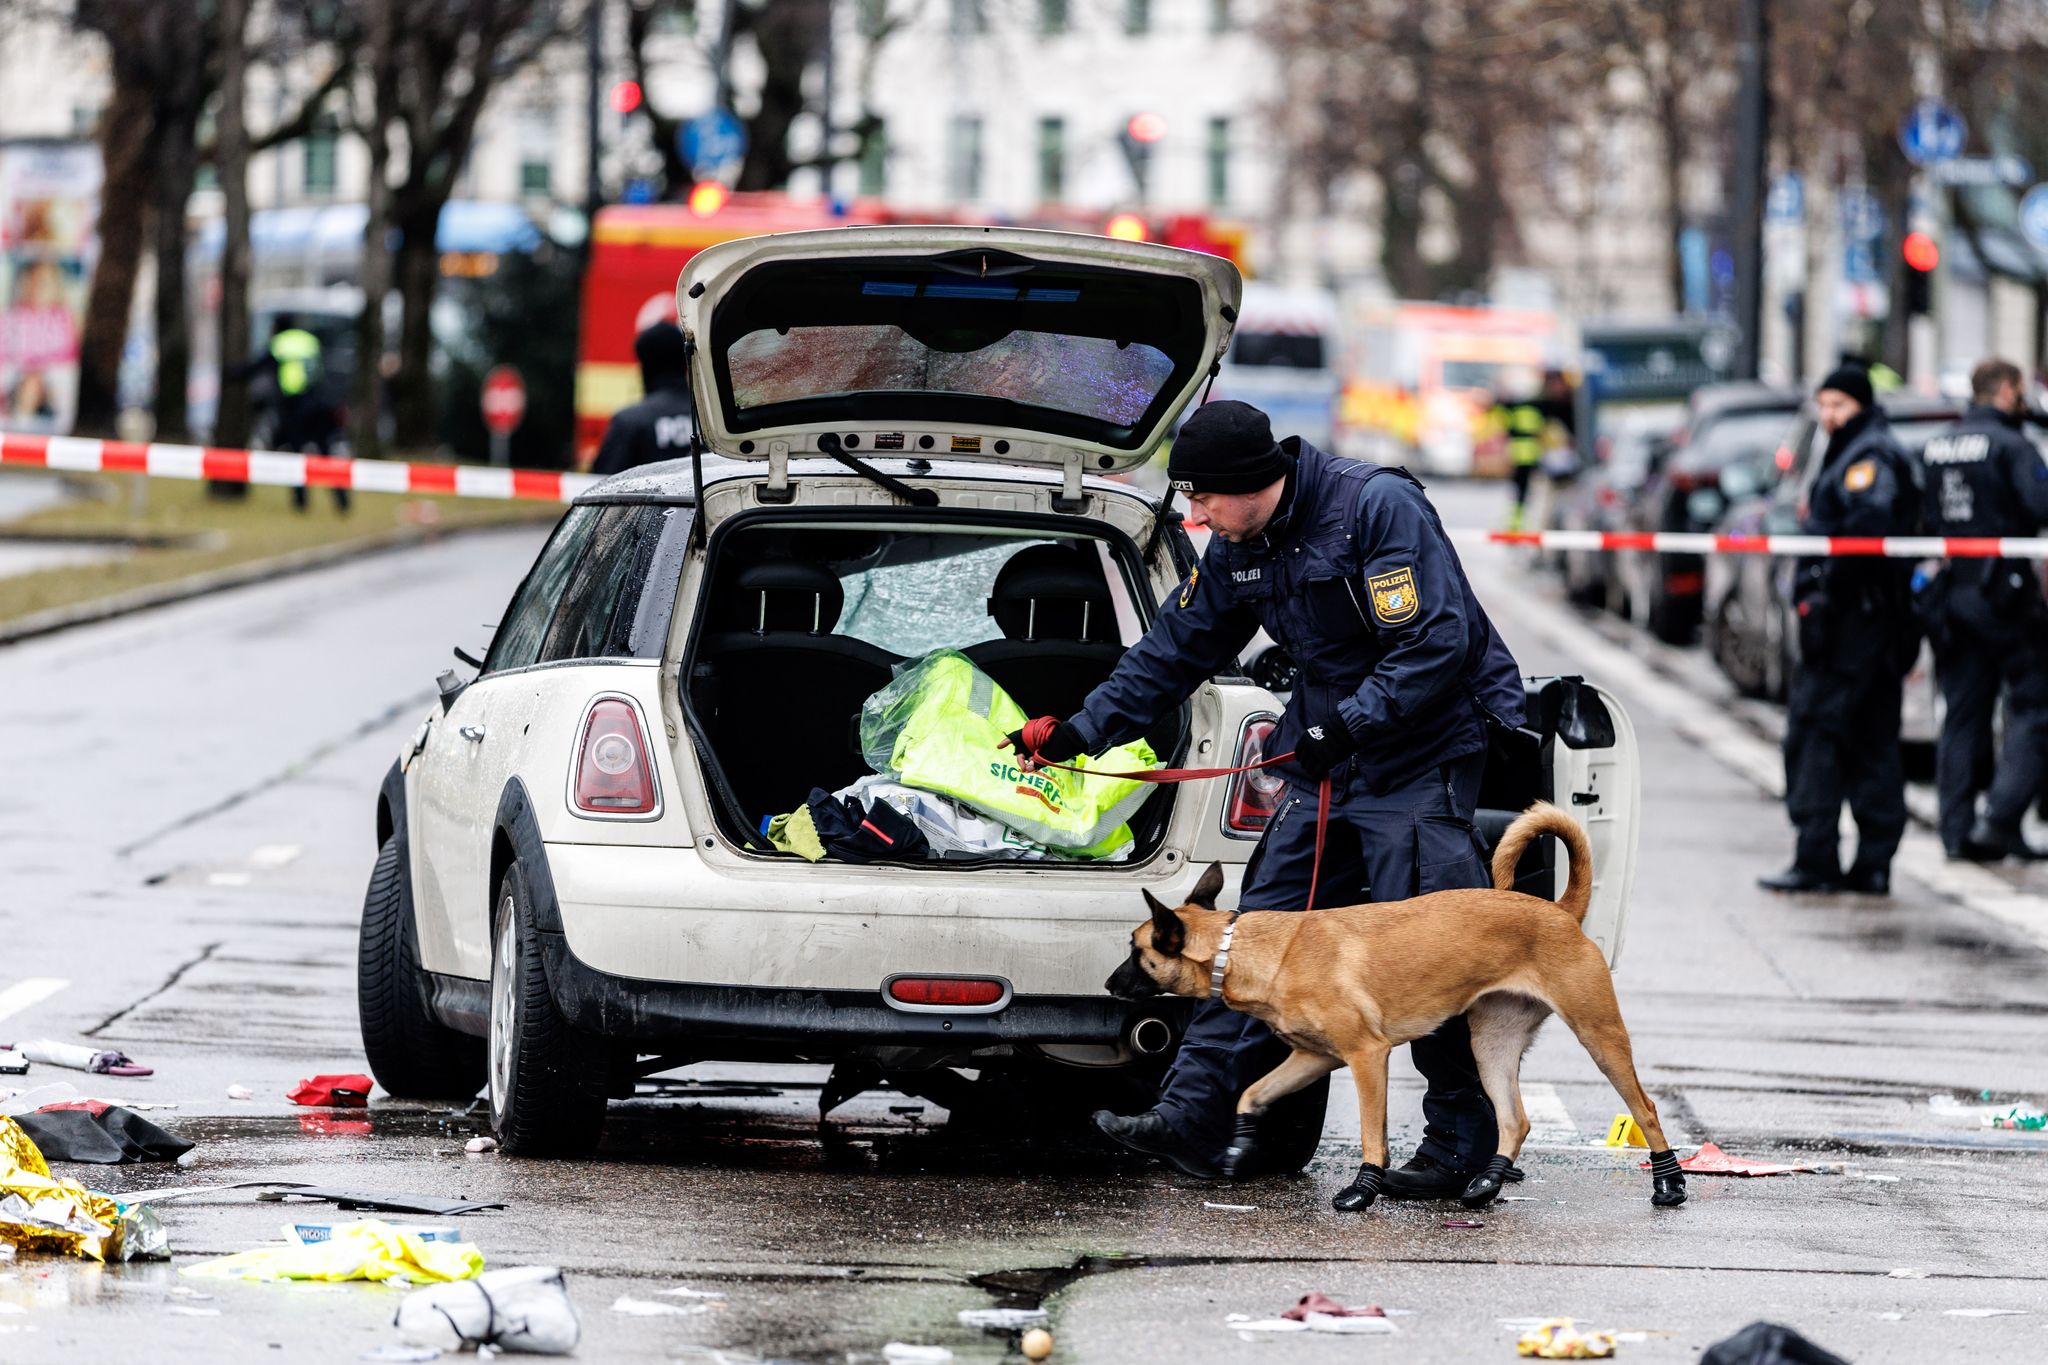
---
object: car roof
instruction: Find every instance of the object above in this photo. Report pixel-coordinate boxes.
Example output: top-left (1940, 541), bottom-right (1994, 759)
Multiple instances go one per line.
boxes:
top-left (575, 454), bottom-right (1163, 505)
top-left (1687, 381), bottom-right (1802, 422)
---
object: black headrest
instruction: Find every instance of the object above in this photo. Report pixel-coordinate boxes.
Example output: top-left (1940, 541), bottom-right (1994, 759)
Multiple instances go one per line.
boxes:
top-left (988, 544), bottom-right (1112, 643)
top-left (724, 560), bottom-right (844, 634)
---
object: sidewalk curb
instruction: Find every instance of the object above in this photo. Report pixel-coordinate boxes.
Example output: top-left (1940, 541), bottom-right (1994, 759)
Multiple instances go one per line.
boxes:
top-left (0, 520), bottom-right (540, 648)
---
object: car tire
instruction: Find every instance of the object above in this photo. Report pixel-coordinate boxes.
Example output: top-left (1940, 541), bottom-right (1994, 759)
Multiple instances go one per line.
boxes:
top-left (357, 836), bottom-right (488, 1100)
top-left (487, 860), bottom-right (608, 1156)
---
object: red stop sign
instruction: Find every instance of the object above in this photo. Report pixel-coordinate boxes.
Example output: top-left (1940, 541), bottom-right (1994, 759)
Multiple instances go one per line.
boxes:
top-left (481, 365), bottom-right (526, 436)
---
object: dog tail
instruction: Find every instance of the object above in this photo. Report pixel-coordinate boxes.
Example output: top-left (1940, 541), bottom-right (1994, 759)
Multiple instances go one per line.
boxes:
top-left (1491, 801), bottom-right (1593, 925)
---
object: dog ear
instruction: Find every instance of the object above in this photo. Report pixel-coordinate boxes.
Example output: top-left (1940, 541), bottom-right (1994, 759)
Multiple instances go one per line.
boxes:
top-left (1187, 861), bottom-right (1226, 910)
top-left (1142, 888), bottom-right (1186, 957)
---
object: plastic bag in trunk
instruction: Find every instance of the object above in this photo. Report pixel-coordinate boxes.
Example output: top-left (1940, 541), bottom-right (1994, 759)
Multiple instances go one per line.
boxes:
top-left (859, 649), bottom-right (1155, 857)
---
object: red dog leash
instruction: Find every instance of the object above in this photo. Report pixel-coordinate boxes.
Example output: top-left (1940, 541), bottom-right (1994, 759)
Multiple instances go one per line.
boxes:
top-left (1005, 716), bottom-right (1333, 911)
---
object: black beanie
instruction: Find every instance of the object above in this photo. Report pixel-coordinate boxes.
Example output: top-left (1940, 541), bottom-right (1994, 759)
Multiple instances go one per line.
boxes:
top-left (635, 321), bottom-right (690, 386)
top-left (1817, 364), bottom-right (1873, 410)
top-left (1168, 400), bottom-right (1290, 495)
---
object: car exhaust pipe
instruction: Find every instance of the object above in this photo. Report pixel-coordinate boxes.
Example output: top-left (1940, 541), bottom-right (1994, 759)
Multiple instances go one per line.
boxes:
top-left (1127, 1016), bottom-right (1173, 1057)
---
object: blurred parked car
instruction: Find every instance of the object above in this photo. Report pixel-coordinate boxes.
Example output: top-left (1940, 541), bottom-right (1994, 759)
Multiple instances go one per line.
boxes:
top-left (1615, 383), bottom-right (1803, 643)
top-left (1550, 403), bottom-right (1684, 612)
top-left (1702, 395), bottom-right (1965, 776)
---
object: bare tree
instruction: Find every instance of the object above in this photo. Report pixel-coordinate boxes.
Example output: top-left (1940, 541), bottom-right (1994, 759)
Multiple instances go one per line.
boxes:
top-left (350, 0), bottom-right (574, 455)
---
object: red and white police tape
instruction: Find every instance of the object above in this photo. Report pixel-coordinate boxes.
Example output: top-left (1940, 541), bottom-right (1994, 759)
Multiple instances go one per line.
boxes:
top-left (5, 429), bottom-right (2046, 558)
top-left (0, 431), bottom-right (600, 503)
top-left (1450, 527), bottom-right (2048, 560)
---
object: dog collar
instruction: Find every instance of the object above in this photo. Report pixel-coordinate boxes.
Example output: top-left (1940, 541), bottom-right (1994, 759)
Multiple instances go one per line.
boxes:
top-left (1210, 911), bottom-right (1242, 1000)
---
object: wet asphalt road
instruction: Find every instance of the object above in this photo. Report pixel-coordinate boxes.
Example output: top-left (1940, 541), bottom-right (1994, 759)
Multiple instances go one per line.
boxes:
top-left (1, 483), bottom-right (2045, 1364)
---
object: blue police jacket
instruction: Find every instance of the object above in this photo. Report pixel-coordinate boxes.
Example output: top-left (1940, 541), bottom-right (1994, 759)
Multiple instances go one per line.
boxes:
top-left (1069, 441), bottom-right (1526, 793)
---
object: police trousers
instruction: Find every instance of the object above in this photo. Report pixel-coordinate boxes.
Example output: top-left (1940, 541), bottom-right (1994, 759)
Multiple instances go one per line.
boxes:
top-left (1153, 750), bottom-right (1496, 1171)
top-left (1936, 617), bottom-right (2048, 848)
top-left (1783, 631), bottom-right (1906, 877)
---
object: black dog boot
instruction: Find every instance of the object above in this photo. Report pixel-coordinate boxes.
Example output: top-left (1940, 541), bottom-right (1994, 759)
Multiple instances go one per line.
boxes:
top-left (1219, 1114), bottom-right (1262, 1180)
top-left (1331, 1161), bottom-right (1386, 1211)
top-left (1459, 1154), bottom-right (1515, 1209)
top-left (1648, 1148), bottom-right (1687, 1206)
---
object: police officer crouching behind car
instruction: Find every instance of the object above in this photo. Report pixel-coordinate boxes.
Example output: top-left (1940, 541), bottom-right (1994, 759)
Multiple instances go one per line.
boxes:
top-left (1922, 358), bottom-right (2048, 863)
top-left (1760, 366), bottom-right (1922, 896)
top-left (1004, 400), bottom-right (1528, 1204)
top-left (591, 322), bottom-right (696, 476)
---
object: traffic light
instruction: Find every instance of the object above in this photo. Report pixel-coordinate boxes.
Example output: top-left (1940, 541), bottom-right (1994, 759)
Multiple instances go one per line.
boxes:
top-left (1902, 230), bottom-right (1938, 316)
top-left (609, 80), bottom-right (643, 114)
top-left (1118, 113), bottom-right (1164, 199)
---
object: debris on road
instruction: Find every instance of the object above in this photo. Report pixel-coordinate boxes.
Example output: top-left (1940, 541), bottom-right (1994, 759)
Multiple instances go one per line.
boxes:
top-left (395, 1265), bottom-right (580, 1354)
top-left (227, 1085), bottom-right (253, 1101)
top-left (881, 1346), bottom-right (953, 1362)
top-left (286, 1073), bottom-right (374, 1107)
top-left (14, 1101), bottom-right (193, 1164)
top-left (1639, 1143), bottom-right (1816, 1177)
top-left (463, 1136), bottom-right (497, 1155)
top-left (287, 1221), bottom-right (466, 1246)
top-left (1942, 1308), bottom-right (2028, 1317)
top-left (181, 1219), bottom-right (485, 1283)
top-left (1698, 1321), bottom-right (1849, 1364)
top-left (1, 1041), bottom-right (151, 1077)
top-left (0, 1049), bottom-right (25, 1075)
top-left (1227, 1312), bottom-right (1398, 1335)
top-left (1201, 1201), bottom-right (1256, 1211)
top-left (1282, 1292), bottom-right (1387, 1321)
top-left (1927, 1092), bottom-right (2047, 1130)
top-left (1516, 1317), bottom-right (1616, 1358)
top-left (361, 1347), bottom-right (441, 1363)
top-left (1021, 1327), bottom-right (1054, 1360)
top-left (1886, 1268), bottom-right (1927, 1279)
top-left (611, 1295), bottom-right (711, 1317)
top-left (661, 1285), bottom-right (726, 1300)
top-left (959, 1308), bottom-right (1049, 1330)
top-left (0, 1114), bottom-right (127, 1261)
top-left (1444, 1217), bottom-right (1485, 1228)
top-left (256, 1187), bottom-right (508, 1216)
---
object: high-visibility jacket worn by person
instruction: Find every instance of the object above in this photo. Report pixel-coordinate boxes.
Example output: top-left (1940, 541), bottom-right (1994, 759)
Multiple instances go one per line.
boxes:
top-left (860, 649), bottom-right (1157, 857)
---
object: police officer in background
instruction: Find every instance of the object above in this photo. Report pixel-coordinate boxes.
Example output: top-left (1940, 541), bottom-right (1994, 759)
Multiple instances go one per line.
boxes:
top-left (1004, 400), bottom-right (1528, 1208)
top-left (1923, 358), bottom-right (2048, 862)
top-left (591, 322), bottom-right (695, 476)
top-left (1761, 366), bottom-right (1921, 895)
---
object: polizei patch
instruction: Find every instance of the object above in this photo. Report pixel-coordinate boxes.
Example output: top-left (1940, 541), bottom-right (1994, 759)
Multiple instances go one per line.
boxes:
top-left (1367, 565), bottom-right (1419, 624)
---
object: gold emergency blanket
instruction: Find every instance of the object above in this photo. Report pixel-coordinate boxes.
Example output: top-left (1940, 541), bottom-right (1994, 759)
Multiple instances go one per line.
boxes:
top-left (0, 1115), bottom-right (123, 1261)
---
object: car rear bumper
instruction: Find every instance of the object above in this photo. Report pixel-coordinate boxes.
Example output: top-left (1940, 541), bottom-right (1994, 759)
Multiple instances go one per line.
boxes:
top-left (535, 925), bottom-right (1187, 1052)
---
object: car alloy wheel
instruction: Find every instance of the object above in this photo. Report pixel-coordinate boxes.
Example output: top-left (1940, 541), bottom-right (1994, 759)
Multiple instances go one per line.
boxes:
top-left (487, 897), bottom-right (518, 1126)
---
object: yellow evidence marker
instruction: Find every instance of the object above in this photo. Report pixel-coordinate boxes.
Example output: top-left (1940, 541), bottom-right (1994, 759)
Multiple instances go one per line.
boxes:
top-left (1603, 1113), bottom-right (1649, 1148)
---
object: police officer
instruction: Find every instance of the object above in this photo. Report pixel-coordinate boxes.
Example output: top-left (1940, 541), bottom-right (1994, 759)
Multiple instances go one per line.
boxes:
top-left (1499, 371), bottom-right (1574, 532)
top-left (249, 315), bottom-right (348, 513)
top-left (591, 322), bottom-right (695, 476)
top-left (1006, 400), bottom-right (1527, 1203)
top-left (1923, 359), bottom-right (2048, 862)
top-left (1760, 366), bottom-right (1921, 895)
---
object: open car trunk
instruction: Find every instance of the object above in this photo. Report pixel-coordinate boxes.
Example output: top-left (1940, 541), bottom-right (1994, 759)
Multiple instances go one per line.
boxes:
top-left (682, 508), bottom-right (1189, 865)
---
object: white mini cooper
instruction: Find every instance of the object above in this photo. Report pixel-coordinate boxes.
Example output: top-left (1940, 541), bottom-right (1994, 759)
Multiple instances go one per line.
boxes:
top-left (357, 226), bottom-right (1643, 1154)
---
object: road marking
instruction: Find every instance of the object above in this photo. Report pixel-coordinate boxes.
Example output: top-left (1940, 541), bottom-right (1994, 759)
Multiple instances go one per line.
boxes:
top-left (1521, 1081), bottom-right (1580, 1144)
top-left (1479, 558), bottom-right (2048, 953)
top-left (250, 844), bottom-right (302, 869)
top-left (207, 871), bottom-right (252, 887)
top-left (0, 977), bottom-right (68, 1024)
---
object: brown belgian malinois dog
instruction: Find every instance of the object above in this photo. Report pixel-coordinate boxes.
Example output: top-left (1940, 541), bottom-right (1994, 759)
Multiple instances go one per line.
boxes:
top-left (1106, 802), bottom-right (1687, 1212)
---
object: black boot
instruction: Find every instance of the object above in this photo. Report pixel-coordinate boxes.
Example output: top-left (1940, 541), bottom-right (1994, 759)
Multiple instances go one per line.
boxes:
top-left (1331, 1161), bottom-right (1385, 1211)
top-left (1218, 1114), bottom-right (1261, 1179)
top-left (1840, 865), bottom-right (1890, 896)
top-left (1380, 1152), bottom-right (1523, 1200)
top-left (1757, 865), bottom-right (1843, 893)
top-left (1648, 1147), bottom-right (1688, 1206)
top-left (1459, 1154), bottom-right (1516, 1208)
top-left (1091, 1109), bottom-right (1218, 1179)
top-left (1970, 819), bottom-right (2048, 862)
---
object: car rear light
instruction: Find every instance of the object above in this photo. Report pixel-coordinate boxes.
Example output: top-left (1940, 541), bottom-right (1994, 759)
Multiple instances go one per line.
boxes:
top-left (572, 698), bottom-right (658, 815)
top-left (886, 977), bottom-right (1008, 1009)
top-left (1225, 715), bottom-right (1286, 837)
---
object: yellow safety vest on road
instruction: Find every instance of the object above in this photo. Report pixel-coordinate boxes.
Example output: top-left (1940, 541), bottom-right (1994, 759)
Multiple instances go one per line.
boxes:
top-left (861, 650), bottom-right (1156, 857)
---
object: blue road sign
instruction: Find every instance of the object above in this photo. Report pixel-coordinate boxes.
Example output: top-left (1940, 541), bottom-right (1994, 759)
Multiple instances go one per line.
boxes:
top-left (1899, 100), bottom-right (1966, 166)
top-left (1839, 187), bottom-right (1885, 243)
top-left (2021, 185), bottom-right (2048, 251)
top-left (1767, 171), bottom-right (1805, 223)
top-left (681, 109), bottom-right (747, 179)
top-left (622, 177), bottom-right (657, 205)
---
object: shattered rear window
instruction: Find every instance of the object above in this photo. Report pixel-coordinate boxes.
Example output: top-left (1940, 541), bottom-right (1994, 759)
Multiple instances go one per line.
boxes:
top-left (728, 326), bottom-right (1175, 428)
